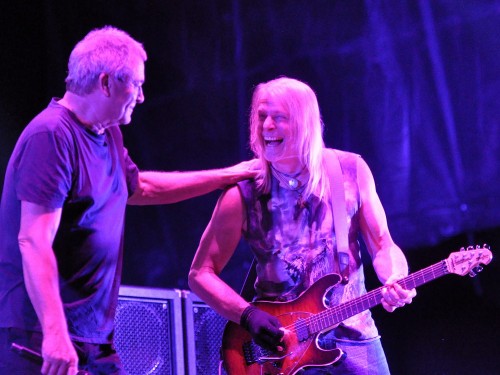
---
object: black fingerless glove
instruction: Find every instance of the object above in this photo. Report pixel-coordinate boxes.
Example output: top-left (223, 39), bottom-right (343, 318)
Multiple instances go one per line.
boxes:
top-left (240, 306), bottom-right (284, 350)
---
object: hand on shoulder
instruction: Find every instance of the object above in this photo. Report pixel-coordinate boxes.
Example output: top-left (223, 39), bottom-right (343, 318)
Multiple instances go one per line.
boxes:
top-left (223, 158), bottom-right (261, 184)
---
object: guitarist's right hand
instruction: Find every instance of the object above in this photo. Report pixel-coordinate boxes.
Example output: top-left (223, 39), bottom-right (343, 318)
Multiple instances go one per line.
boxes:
top-left (240, 305), bottom-right (284, 350)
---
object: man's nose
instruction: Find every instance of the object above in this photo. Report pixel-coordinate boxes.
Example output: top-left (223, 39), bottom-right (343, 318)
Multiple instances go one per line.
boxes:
top-left (136, 86), bottom-right (145, 103)
top-left (263, 116), bottom-right (275, 129)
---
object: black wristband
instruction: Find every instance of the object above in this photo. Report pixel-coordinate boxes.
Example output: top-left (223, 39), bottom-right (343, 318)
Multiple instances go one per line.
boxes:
top-left (240, 305), bottom-right (257, 329)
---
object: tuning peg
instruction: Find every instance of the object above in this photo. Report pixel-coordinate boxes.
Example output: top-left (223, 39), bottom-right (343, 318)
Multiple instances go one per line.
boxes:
top-left (467, 245), bottom-right (474, 251)
top-left (469, 265), bottom-right (484, 277)
top-left (473, 266), bottom-right (483, 273)
top-left (459, 247), bottom-right (465, 252)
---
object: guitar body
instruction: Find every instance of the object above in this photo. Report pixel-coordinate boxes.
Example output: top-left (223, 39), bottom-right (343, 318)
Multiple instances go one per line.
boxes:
top-left (221, 246), bottom-right (492, 375)
top-left (222, 273), bottom-right (344, 375)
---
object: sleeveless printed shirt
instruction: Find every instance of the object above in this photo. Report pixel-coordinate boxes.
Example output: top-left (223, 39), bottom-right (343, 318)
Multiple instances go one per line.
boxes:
top-left (237, 149), bottom-right (379, 340)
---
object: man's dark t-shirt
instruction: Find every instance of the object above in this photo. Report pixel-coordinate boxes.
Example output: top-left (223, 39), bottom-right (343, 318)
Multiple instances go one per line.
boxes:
top-left (0, 99), bottom-right (139, 343)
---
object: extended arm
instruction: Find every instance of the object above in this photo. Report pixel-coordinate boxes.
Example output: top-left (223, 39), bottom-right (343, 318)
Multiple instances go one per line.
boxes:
top-left (18, 201), bottom-right (78, 375)
top-left (127, 160), bottom-right (258, 205)
top-left (357, 157), bottom-right (416, 312)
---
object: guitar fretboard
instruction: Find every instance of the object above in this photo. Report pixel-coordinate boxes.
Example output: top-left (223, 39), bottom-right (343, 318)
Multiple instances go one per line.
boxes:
top-left (299, 261), bottom-right (448, 337)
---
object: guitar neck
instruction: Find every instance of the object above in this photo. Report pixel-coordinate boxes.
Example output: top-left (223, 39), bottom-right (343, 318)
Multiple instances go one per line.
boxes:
top-left (310, 260), bottom-right (448, 334)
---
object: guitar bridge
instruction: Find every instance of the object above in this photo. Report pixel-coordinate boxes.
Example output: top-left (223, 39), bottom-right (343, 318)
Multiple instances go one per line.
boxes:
top-left (243, 341), bottom-right (269, 365)
top-left (242, 341), bottom-right (290, 365)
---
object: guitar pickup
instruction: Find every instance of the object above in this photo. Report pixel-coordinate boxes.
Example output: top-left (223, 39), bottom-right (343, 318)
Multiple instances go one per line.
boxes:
top-left (295, 318), bottom-right (310, 341)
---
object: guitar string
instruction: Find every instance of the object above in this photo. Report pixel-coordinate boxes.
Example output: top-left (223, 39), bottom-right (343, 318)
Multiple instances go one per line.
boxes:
top-left (287, 263), bottom-right (446, 334)
top-left (286, 250), bottom-right (487, 336)
top-left (311, 265), bottom-right (444, 326)
top-left (291, 264), bottom-right (448, 334)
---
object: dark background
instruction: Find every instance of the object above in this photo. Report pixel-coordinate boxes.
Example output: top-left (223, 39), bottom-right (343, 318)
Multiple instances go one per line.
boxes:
top-left (1, 1), bottom-right (498, 373)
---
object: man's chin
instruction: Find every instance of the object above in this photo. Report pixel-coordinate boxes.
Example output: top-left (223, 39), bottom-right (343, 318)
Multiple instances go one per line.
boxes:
top-left (118, 117), bottom-right (133, 126)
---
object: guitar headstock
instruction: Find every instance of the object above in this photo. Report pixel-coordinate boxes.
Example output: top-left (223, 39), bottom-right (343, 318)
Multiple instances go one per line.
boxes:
top-left (445, 245), bottom-right (493, 277)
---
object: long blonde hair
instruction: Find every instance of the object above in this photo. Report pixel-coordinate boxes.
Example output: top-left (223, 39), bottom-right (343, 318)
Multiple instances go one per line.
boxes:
top-left (249, 77), bottom-right (329, 201)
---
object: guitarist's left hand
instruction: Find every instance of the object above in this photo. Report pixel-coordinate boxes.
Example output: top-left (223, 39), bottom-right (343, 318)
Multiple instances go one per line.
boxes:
top-left (381, 274), bottom-right (417, 312)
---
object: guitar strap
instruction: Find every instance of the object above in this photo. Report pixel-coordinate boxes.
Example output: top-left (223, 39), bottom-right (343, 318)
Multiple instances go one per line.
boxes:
top-left (239, 257), bottom-right (257, 301)
top-left (324, 149), bottom-right (350, 284)
top-left (239, 148), bottom-right (350, 300)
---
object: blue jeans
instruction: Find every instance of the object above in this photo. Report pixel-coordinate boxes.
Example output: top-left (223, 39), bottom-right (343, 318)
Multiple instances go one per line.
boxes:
top-left (299, 336), bottom-right (391, 375)
top-left (0, 328), bottom-right (126, 375)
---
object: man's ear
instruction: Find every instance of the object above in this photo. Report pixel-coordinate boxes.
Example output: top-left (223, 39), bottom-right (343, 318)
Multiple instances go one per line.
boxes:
top-left (99, 73), bottom-right (111, 97)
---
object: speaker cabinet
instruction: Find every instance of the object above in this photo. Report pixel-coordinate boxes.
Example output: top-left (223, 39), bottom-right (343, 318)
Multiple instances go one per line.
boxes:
top-left (183, 291), bottom-right (228, 375)
top-left (115, 286), bottom-right (185, 375)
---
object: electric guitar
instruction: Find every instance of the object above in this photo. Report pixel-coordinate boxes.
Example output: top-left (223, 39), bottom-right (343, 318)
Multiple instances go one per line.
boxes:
top-left (221, 245), bottom-right (493, 375)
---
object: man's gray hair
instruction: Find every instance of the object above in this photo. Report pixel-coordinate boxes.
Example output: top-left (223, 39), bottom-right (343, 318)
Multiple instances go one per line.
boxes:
top-left (65, 26), bottom-right (147, 95)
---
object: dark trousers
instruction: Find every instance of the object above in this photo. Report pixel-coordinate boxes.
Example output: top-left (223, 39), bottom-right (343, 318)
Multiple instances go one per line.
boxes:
top-left (0, 328), bottom-right (126, 375)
